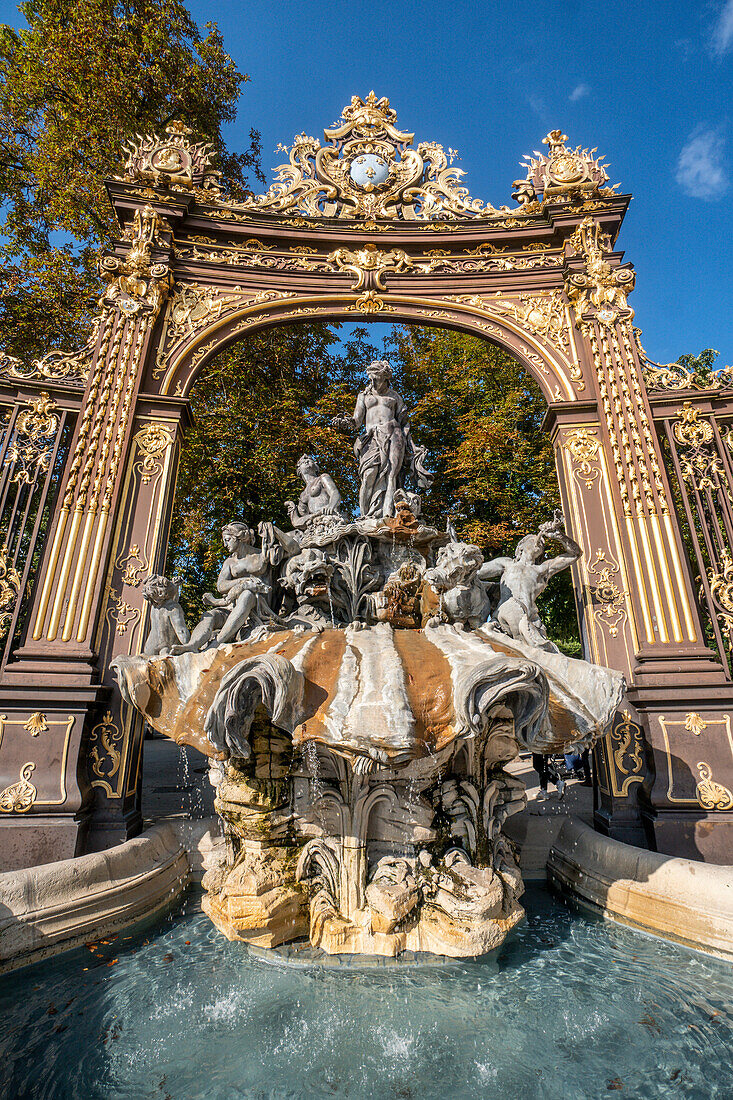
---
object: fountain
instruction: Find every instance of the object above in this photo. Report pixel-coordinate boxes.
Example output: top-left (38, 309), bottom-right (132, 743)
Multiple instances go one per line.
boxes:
top-left (113, 359), bottom-right (623, 958)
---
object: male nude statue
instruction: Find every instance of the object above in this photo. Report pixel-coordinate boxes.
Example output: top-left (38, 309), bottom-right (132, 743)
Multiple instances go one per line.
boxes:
top-left (170, 521), bottom-right (295, 652)
top-left (478, 510), bottom-right (581, 650)
top-left (332, 360), bottom-right (430, 518)
top-left (285, 454), bottom-right (342, 529)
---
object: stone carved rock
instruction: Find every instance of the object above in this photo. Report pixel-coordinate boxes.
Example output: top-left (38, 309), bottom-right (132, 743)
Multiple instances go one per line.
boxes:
top-left (141, 575), bottom-right (189, 655)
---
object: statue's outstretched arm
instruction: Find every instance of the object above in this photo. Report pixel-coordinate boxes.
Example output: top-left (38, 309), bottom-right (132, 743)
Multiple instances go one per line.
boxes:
top-left (538, 533), bottom-right (582, 581)
top-left (478, 557), bottom-right (512, 580)
top-left (332, 391), bottom-right (365, 432)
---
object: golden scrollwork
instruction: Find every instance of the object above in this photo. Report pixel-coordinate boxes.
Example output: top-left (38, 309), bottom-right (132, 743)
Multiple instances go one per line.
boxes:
top-left (586, 549), bottom-right (627, 637)
top-left (0, 545), bottom-right (21, 640)
top-left (132, 422), bottom-right (174, 484)
top-left (695, 762), bottom-right (733, 810)
top-left (0, 761), bottom-right (37, 813)
top-left (564, 427), bottom-right (602, 489)
top-left (488, 292), bottom-right (570, 356)
top-left (609, 710), bottom-right (644, 796)
top-left (710, 551), bottom-right (733, 618)
top-left (4, 391), bottom-right (60, 485)
top-left (565, 217), bottom-right (635, 328)
top-left (328, 243), bottom-right (413, 289)
top-left (684, 712), bottom-right (708, 736)
top-left (99, 204), bottom-right (172, 316)
top-left (673, 402), bottom-right (714, 448)
top-left (23, 712), bottom-right (48, 736)
top-left (233, 92), bottom-right (505, 220)
top-left (116, 544), bottom-right (149, 587)
top-left (89, 710), bottom-right (125, 795)
top-left (345, 291), bottom-right (396, 314)
top-left (107, 589), bottom-right (141, 636)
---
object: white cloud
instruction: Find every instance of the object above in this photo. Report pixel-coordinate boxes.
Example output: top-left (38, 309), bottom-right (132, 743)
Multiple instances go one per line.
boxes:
top-left (676, 126), bottom-right (728, 200)
top-left (712, 0), bottom-right (733, 57)
top-left (569, 83), bottom-right (590, 102)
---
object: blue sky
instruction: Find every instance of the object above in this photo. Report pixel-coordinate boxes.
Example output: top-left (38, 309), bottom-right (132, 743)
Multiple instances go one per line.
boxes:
top-left (182, 0), bottom-right (733, 367)
top-left (2, 0), bottom-right (731, 365)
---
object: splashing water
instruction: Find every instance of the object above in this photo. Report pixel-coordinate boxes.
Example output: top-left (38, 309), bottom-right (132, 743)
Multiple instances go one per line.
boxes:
top-left (1, 885), bottom-right (732, 1100)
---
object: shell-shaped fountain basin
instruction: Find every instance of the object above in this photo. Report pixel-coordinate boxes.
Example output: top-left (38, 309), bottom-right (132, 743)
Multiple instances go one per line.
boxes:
top-left (113, 622), bottom-right (624, 764)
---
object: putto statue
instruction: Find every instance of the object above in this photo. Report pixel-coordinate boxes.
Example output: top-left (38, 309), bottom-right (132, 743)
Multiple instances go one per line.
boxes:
top-left (478, 510), bottom-right (581, 650)
top-left (141, 575), bottom-right (189, 655)
top-left (332, 359), bottom-right (432, 518)
top-left (115, 366), bottom-right (624, 963)
top-left (285, 454), bottom-right (342, 529)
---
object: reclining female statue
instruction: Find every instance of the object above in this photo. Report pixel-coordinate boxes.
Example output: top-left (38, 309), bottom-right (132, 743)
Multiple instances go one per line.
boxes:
top-left (170, 520), bottom-right (297, 652)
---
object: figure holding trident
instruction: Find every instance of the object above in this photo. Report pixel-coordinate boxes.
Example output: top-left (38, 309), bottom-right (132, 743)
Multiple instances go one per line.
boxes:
top-left (332, 359), bottom-right (432, 518)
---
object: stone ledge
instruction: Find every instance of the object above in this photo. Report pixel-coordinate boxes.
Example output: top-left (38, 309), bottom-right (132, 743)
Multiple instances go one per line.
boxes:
top-left (0, 822), bottom-right (190, 973)
top-left (547, 817), bottom-right (733, 961)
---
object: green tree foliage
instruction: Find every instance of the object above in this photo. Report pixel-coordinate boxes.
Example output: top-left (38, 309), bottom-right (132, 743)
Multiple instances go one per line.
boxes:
top-left (0, 0), bottom-right (262, 359)
top-left (675, 348), bottom-right (722, 387)
top-left (168, 324), bottom-right (580, 650)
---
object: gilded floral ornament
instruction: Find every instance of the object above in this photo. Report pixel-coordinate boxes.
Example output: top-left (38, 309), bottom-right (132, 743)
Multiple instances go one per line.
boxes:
top-left (0, 762), bottom-right (37, 813)
top-left (0, 320), bottom-right (100, 387)
top-left (513, 130), bottom-right (618, 207)
top-left (586, 548), bottom-right (627, 637)
top-left (695, 762), bottom-right (733, 810)
top-left (233, 92), bottom-right (506, 221)
top-left (564, 427), bottom-right (602, 489)
top-left (609, 711), bottom-right (644, 795)
top-left (23, 712), bottom-right (48, 736)
top-left (673, 403), bottom-right (714, 448)
top-left (132, 423), bottom-right (174, 484)
top-left (684, 712), bottom-right (708, 736)
top-left (119, 120), bottom-right (223, 194)
top-left (89, 711), bottom-right (125, 795)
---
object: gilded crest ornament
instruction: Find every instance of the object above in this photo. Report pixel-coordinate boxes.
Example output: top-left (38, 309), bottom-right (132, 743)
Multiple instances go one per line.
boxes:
top-left (513, 130), bottom-right (617, 206)
top-left (100, 205), bottom-right (172, 316)
top-left (328, 243), bottom-right (413, 289)
top-left (119, 120), bottom-right (222, 194)
top-left (673, 403), bottom-right (714, 448)
top-left (236, 92), bottom-right (504, 221)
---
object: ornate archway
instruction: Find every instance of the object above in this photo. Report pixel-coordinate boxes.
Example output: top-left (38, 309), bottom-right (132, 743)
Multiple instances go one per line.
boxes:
top-left (1, 94), bottom-right (732, 866)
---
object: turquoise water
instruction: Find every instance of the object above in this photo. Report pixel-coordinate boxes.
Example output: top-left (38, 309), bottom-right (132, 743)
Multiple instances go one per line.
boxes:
top-left (1, 886), bottom-right (732, 1100)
